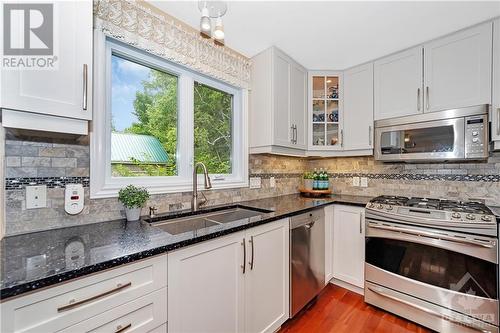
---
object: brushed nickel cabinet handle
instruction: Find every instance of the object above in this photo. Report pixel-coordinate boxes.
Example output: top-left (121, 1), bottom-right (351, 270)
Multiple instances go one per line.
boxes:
top-left (294, 125), bottom-right (298, 144)
top-left (82, 64), bottom-right (88, 110)
top-left (57, 282), bottom-right (132, 312)
top-left (359, 214), bottom-right (363, 234)
top-left (425, 86), bottom-right (429, 110)
top-left (417, 88), bottom-right (421, 111)
top-left (115, 323), bottom-right (132, 333)
top-left (249, 236), bottom-right (255, 270)
top-left (497, 108), bottom-right (500, 136)
top-left (290, 125), bottom-right (295, 144)
top-left (368, 126), bottom-right (372, 146)
top-left (241, 238), bottom-right (246, 274)
top-left (340, 129), bottom-right (344, 148)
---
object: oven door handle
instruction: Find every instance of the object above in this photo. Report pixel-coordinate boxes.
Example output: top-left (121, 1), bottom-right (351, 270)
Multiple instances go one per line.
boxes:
top-left (367, 286), bottom-right (492, 333)
top-left (367, 223), bottom-right (496, 249)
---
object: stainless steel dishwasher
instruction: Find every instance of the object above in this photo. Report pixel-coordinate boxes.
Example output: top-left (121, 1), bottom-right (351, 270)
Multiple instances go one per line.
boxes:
top-left (290, 208), bottom-right (325, 317)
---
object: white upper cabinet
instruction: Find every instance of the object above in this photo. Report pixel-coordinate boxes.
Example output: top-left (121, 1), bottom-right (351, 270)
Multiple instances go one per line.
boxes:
top-left (423, 22), bottom-right (492, 113)
top-left (492, 19), bottom-right (500, 144)
top-left (374, 47), bottom-right (423, 120)
top-left (343, 63), bottom-right (374, 150)
top-left (1, 1), bottom-right (92, 121)
top-left (250, 47), bottom-right (307, 155)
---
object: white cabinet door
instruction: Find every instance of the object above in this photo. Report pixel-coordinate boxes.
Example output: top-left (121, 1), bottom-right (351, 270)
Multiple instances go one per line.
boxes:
top-left (492, 19), bottom-right (500, 142)
top-left (324, 205), bottom-right (334, 284)
top-left (168, 232), bottom-right (245, 333)
top-left (245, 219), bottom-right (289, 333)
top-left (343, 63), bottom-right (374, 150)
top-left (424, 22), bottom-right (492, 113)
top-left (1, 1), bottom-right (92, 120)
top-left (273, 51), bottom-right (292, 147)
top-left (374, 47), bottom-right (423, 120)
top-left (290, 63), bottom-right (307, 149)
top-left (332, 205), bottom-right (365, 289)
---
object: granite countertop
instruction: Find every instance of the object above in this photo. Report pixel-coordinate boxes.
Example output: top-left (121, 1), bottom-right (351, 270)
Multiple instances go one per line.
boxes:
top-left (0, 193), bottom-right (371, 300)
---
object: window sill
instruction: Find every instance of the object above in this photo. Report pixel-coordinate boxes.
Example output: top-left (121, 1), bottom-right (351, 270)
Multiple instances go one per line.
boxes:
top-left (90, 179), bottom-right (249, 199)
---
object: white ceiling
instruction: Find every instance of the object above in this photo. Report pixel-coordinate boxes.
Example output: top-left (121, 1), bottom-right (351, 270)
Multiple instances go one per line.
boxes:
top-left (151, 1), bottom-right (500, 70)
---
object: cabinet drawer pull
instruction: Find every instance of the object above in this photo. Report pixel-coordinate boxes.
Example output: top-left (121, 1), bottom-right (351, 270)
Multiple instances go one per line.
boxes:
top-left (57, 282), bottom-right (132, 312)
top-left (340, 129), bottom-right (344, 148)
top-left (368, 126), bottom-right (372, 146)
top-left (497, 108), bottom-right (500, 136)
top-left (249, 236), bottom-right (255, 270)
top-left (115, 323), bottom-right (132, 333)
top-left (425, 86), bottom-right (429, 110)
top-left (82, 64), bottom-right (88, 110)
top-left (241, 238), bottom-right (246, 274)
top-left (359, 214), bottom-right (363, 234)
top-left (417, 88), bottom-right (421, 111)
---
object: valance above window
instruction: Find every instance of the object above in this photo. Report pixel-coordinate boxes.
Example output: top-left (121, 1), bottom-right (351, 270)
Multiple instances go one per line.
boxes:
top-left (93, 0), bottom-right (251, 88)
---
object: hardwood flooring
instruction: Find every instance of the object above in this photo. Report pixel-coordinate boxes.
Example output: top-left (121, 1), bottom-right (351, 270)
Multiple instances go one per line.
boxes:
top-left (279, 284), bottom-right (433, 333)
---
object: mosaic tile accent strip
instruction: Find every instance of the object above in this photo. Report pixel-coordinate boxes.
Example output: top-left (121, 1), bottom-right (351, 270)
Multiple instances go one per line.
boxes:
top-left (5, 177), bottom-right (90, 190)
top-left (250, 173), bottom-right (500, 182)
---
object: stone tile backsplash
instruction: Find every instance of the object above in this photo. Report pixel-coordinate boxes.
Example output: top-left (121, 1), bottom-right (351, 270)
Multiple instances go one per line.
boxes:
top-left (3, 129), bottom-right (500, 235)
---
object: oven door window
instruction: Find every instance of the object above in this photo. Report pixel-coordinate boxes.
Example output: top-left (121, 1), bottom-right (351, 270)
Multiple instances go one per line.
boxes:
top-left (380, 125), bottom-right (455, 155)
top-left (366, 237), bottom-right (497, 299)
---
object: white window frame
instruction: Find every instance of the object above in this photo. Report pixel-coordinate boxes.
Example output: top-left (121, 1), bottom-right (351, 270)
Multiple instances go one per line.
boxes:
top-left (90, 34), bottom-right (248, 198)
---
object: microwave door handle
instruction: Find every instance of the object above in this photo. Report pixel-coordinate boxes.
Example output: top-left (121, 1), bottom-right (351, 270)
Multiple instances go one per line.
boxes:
top-left (367, 223), bottom-right (495, 248)
top-left (367, 286), bottom-right (492, 333)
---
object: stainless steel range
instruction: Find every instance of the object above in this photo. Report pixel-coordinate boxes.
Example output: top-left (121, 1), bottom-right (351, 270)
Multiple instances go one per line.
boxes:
top-left (364, 196), bottom-right (498, 333)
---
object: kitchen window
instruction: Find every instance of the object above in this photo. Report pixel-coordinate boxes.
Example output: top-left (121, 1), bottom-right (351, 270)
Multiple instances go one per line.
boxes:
top-left (91, 39), bottom-right (248, 198)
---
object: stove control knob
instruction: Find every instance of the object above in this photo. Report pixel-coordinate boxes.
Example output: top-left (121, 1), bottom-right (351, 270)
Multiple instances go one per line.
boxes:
top-left (451, 212), bottom-right (461, 219)
top-left (481, 215), bottom-right (492, 222)
top-left (465, 214), bottom-right (476, 220)
top-left (377, 204), bottom-right (384, 209)
top-left (386, 205), bottom-right (393, 211)
top-left (368, 203), bottom-right (375, 208)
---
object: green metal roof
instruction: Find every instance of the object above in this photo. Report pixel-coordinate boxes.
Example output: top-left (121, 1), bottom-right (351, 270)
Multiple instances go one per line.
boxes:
top-left (111, 132), bottom-right (169, 164)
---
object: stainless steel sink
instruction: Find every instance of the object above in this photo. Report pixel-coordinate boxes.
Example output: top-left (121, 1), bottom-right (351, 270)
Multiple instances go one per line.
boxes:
top-left (153, 216), bottom-right (220, 235)
top-left (149, 206), bottom-right (271, 235)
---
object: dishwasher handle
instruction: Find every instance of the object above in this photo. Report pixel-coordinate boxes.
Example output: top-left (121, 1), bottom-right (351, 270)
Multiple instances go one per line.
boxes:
top-left (290, 210), bottom-right (324, 229)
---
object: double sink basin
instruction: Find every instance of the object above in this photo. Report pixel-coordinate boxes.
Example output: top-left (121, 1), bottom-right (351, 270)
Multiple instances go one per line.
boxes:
top-left (145, 206), bottom-right (273, 235)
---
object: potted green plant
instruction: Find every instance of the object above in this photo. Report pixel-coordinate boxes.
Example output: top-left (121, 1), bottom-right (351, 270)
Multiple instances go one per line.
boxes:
top-left (303, 172), bottom-right (314, 190)
top-left (118, 185), bottom-right (150, 221)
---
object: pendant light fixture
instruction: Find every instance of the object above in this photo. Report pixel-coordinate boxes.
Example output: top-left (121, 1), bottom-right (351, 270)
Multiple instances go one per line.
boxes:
top-left (198, 1), bottom-right (227, 43)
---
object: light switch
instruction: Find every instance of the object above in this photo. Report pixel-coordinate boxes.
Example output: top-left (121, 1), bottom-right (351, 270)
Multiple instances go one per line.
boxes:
top-left (360, 177), bottom-right (368, 188)
top-left (26, 185), bottom-right (47, 209)
top-left (269, 177), bottom-right (276, 188)
top-left (352, 177), bottom-right (360, 187)
top-left (249, 177), bottom-right (262, 189)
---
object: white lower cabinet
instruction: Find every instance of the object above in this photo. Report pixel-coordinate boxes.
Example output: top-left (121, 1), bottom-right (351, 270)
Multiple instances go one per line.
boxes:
top-left (168, 219), bottom-right (290, 333)
top-left (332, 205), bottom-right (365, 291)
top-left (0, 255), bottom-right (168, 333)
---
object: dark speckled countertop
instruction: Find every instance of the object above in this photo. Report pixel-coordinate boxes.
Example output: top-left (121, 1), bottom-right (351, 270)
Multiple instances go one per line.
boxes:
top-left (0, 193), bottom-right (371, 300)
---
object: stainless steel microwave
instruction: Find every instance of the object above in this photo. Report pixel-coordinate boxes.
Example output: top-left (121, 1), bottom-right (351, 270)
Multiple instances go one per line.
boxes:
top-left (374, 105), bottom-right (489, 162)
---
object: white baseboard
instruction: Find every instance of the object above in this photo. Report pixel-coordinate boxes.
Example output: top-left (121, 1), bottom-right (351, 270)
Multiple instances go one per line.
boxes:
top-left (329, 278), bottom-right (364, 296)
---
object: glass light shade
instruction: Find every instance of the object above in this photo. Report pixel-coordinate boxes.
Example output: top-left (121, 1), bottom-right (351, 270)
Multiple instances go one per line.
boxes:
top-left (213, 16), bottom-right (224, 40)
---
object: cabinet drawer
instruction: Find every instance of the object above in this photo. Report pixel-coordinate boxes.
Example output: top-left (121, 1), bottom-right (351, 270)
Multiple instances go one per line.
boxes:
top-left (59, 288), bottom-right (167, 333)
top-left (1, 255), bottom-right (167, 333)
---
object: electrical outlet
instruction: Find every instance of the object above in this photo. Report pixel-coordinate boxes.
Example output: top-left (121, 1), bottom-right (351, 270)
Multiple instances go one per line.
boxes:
top-left (269, 177), bottom-right (276, 188)
top-left (249, 177), bottom-right (262, 189)
top-left (360, 177), bottom-right (368, 188)
top-left (352, 177), bottom-right (360, 187)
top-left (26, 185), bottom-right (47, 209)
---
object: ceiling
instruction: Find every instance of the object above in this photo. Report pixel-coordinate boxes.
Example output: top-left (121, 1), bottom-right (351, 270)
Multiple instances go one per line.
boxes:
top-left (151, 1), bottom-right (500, 70)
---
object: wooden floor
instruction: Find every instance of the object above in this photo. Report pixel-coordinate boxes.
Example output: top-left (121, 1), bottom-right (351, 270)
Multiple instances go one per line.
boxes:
top-left (279, 284), bottom-right (433, 333)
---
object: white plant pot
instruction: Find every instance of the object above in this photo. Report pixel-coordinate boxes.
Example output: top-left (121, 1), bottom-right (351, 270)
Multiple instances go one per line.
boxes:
top-left (304, 179), bottom-right (313, 190)
top-left (125, 207), bottom-right (141, 221)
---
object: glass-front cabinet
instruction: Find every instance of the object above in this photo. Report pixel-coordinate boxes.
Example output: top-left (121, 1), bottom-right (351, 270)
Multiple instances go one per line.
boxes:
top-left (309, 72), bottom-right (343, 150)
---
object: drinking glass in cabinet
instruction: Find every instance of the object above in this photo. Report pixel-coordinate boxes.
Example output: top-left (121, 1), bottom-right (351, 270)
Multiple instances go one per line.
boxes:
top-left (326, 100), bottom-right (339, 122)
top-left (313, 123), bottom-right (325, 145)
top-left (313, 76), bottom-right (325, 98)
top-left (313, 100), bottom-right (325, 122)
top-left (326, 124), bottom-right (339, 146)
top-left (326, 77), bottom-right (339, 99)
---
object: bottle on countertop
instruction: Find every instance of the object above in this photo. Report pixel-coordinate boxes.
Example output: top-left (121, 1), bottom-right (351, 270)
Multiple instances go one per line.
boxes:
top-left (313, 168), bottom-right (318, 190)
top-left (324, 169), bottom-right (330, 189)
